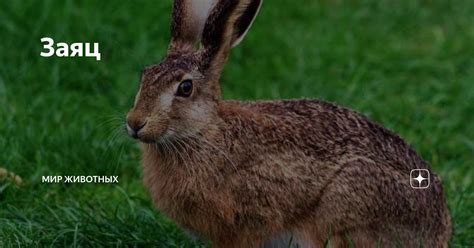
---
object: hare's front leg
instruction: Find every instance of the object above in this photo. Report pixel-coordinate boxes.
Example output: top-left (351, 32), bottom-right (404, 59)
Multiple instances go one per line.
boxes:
top-left (261, 232), bottom-right (314, 248)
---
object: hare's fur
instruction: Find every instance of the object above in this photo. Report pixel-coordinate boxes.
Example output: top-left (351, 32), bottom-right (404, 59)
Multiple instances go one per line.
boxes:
top-left (140, 100), bottom-right (451, 247)
top-left (127, 0), bottom-right (451, 247)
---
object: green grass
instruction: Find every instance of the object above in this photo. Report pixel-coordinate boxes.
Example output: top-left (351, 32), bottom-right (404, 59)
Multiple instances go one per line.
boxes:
top-left (0, 0), bottom-right (473, 246)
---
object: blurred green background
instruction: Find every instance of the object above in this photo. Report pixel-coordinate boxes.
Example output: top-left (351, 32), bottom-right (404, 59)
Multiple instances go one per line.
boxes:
top-left (0, 0), bottom-right (473, 246)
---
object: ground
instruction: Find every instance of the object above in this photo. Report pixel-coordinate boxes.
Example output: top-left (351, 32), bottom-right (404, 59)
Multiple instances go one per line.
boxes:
top-left (0, 0), bottom-right (473, 247)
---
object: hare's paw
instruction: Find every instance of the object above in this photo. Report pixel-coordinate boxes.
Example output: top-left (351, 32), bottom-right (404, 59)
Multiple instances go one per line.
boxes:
top-left (261, 232), bottom-right (313, 248)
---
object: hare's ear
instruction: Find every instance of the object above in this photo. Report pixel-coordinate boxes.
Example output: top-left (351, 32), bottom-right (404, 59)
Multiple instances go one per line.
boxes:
top-left (230, 0), bottom-right (262, 47)
top-left (170, 0), bottom-right (218, 52)
top-left (200, 0), bottom-right (263, 72)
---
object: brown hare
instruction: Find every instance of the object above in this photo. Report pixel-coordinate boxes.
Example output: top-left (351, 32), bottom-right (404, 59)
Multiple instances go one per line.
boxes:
top-left (125, 0), bottom-right (451, 247)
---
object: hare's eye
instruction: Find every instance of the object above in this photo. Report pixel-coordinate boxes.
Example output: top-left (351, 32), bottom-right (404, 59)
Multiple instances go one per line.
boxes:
top-left (177, 80), bottom-right (193, 97)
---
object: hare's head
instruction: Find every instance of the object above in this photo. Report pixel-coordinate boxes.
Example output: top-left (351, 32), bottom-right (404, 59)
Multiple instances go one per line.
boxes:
top-left (126, 0), bottom-right (262, 143)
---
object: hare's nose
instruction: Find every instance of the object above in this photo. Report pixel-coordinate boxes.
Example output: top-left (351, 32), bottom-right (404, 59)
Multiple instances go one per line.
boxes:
top-left (126, 119), bottom-right (147, 139)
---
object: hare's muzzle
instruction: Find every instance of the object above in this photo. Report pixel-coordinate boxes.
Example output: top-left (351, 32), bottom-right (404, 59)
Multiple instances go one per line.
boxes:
top-left (126, 117), bottom-right (147, 140)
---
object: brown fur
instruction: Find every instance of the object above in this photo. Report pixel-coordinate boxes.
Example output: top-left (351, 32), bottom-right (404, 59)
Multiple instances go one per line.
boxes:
top-left (126, 0), bottom-right (451, 247)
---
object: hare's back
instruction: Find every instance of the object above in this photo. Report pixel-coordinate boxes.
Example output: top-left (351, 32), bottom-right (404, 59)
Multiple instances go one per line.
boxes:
top-left (221, 99), bottom-right (430, 173)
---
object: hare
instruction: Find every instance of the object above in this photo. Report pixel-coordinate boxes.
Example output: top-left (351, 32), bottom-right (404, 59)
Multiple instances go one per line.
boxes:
top-left (125, 0), bottom-right (451, 247)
